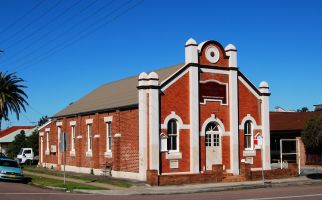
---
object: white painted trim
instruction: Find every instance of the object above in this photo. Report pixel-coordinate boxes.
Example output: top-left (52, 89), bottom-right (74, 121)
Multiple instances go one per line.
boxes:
top-left (45, 128), bottom-right (50, 132)
top-left (199, 79), bottom-right (229, 105)
top-left (229, 69), bottom-right (239, 175)
top-left (45, 149), bottom-right (50, 155)
top-left (200, 68), bottom-right (230, 75)
top-left (161, 171), bottom-right (194, 175)
top-left (161, 111), bottom-right (190, 129)
top-left (114, 133), bottom-right (121, 137)
top-left (239, 114), bottom-right (262, 130)
top-left (138, 88), bottom-right (147, 181)
top-left (86, 119), bottom-right (93, 124)
top-left (200, 114), bottom-right (226, 136)
top-left (69, 121), bottom-right (76, 126)
top-left (161, 67), bottom-right (189, 92)
top-left (111, 170), bottom-right (143, 181)
top-left (69, 150), bottom-right (76, 157)
top-left (243, 150), bottom-right (256, 157)
top-left (104, 116), bottom-right (113, 122)
top-left (86, 150), bottom-right (92, 157)
top-left (76, 135), bottom-right (82, 139)
top-left (56, 122), bottom-right (62, 126)
top-left (38, 120), bottom-right (52, 131)
top-left (165, 152), bottom-right (182, 160)
top-left (238, 76), bottom-right (260, 99)
top-left (104, 151), bottom-right (112, 158)
top-left (251, 168), bottom-right (263, 171)
top-left (39, 132), bottom-right (44, 137)
top-left (94, 134), bottom-right (100, 138)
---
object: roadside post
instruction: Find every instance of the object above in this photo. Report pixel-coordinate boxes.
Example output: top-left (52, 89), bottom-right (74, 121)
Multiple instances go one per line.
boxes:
top-left (60, 132), bottom-right (67, 185)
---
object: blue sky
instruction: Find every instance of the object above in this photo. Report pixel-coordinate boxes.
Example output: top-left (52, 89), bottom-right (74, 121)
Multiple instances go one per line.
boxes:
top-left (0, 0), bottom-right (321, 128)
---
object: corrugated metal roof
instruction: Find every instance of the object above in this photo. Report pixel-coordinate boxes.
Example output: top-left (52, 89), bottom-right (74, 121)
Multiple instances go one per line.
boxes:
top-left (54, 64), bottom-right (184, 118)
top-left (0, 128), bottom-right (36, 143)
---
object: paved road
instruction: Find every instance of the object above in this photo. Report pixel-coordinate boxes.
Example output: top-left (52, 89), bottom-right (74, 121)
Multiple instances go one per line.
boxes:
top-left (1, 181), bottom-right (322, 200)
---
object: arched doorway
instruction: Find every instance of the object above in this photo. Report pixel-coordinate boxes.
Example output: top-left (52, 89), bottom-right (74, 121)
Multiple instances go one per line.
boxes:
top-left (205, 122), bottom-right (222, 170)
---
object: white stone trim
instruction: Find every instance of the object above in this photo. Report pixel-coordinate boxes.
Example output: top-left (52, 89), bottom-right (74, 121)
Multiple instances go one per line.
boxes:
top-left (200, 68), bottom-right (230, 75)
top-left (260, 91), bottom-right (271, 170)
top-left (138, 87), bottom-right (147, 181)
top-left (86, 150), bottom-right (92, 157)
top-left (200, 114), bottom-right (226, 136)
top-left (161, 67), bottom-right (189, 92)
top-left (111, 170), bottom-right (143, 181)
top-left (243, 150), bottom-right (256, 157)
top-left (165, 152), bottom-right (182, 160)
top-left (39, 132), bottom-right (44, 137)
top-left (104, 151), bottom-right (112, 158)
top-left (251, 168), bottom-right (263, 171)
top-left (69, 150), bottom-right (76, 157)
top-left (45, 128), bottom-right (50, 132)
top-left (76, 135), bottom-right (82, 139)
top-left (69, 121), bottom-right (76, 126)
top-left (239, 114), bottom-right (262, 130)
top-left (161, 111), bottom-right (190, 129)
top-left (41, 163), bottom-right (57, 169)
top-left (238, 76), bottom-right (260, 99)
top-left (56, 121), bottom-right (62, 126)
top-left (114, 133), bottom-right (121, 137)
top-left (104, 116), bottom-right (113, 122)
top-left (189, 66), bottom-right (200, 173)
top-left (86, 119), bottom-right (93, 124)
top-left (45, 149), bottom-right (50, 155)
top-left (161, 171), bottom-right (194, 175)
top-left (199, 79), bottom-right (228, 105)
top-left (94, 134), bottom-right (100, 138)
top-left (229, 69), bottom-right (239, 175)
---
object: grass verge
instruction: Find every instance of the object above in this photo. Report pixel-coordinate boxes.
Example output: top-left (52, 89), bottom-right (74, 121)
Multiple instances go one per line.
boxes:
top-left (24, 166), bottom-right (133, 188)
top-left (28, 175), bottom-right (106, 191)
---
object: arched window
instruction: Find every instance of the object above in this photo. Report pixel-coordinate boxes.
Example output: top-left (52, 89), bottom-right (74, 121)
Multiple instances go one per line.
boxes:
top-left (244, 120), bottom-right (252, 149)
top-left (167, 119), bottom-right (178, 151)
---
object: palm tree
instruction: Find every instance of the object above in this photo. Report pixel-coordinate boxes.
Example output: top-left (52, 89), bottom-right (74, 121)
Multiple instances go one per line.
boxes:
top-left (0, 72), bottom-right (28, 131)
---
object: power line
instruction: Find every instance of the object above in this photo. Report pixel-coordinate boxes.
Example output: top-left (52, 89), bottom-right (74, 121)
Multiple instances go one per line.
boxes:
top-left (2, 0), bottom-right (83, 52)
top-left (1, 0), bottom-right (100, 68)
top-left (2, 0), bottom-right (114, 69)
top-left (0, 0), bottom-right (46, 35)
top-left (0, 0), bottom-right (64, 46)
top-left (16, 0), bottom-right (143, 72)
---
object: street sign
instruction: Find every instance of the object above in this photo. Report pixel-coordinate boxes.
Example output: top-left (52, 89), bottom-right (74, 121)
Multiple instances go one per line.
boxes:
top-left (59, 132), bottom-right (67, 152)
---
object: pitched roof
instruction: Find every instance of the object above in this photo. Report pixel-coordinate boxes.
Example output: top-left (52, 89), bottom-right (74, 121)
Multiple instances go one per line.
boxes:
top-left (270, 111), bottom-right (322, 132)
top-left (0, 126), bottom-right (36, 143)
top-left (54, 64), bottom-right (184, 118)
top-left (0, 126), bottom-right (35, 138)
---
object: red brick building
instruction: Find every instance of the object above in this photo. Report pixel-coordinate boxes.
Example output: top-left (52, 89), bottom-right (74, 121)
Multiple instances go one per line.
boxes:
top-left (38, 39), bottom-right (271, 182)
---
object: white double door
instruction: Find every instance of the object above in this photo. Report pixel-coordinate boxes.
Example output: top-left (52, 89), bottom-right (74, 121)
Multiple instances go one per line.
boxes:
top-left (206, 131), bottom-right (222, 170)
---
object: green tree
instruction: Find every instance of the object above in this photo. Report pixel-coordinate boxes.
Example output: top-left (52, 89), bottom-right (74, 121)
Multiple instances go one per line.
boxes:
top-left (0, 72), bottom-right (28, 131)
top-left (297, 107), bottom-right (309, 112)
top-left (301, 115), bottom-right (322, 154)
top-left (37, 116), bottom-right (48, 127)
top-left (26, 130), bottom-right (39, 156)
top-left (7, 130), bottom-right (27, 159)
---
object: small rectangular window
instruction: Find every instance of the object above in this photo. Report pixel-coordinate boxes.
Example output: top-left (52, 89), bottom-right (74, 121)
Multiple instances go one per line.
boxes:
top-left (71, 125), bottom-right (75, 151)
top-left (106, 123), bottom-right (112, 151)
top-left (87, 124), bottom-right (92, 151)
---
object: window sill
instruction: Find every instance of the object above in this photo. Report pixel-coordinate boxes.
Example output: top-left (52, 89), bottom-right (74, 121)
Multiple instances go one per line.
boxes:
top-left (86, 151), bottom-right (92, 157)
top-left (104, 151), bottom-right (112, 158)
top-left (70, 150), bottom-right (76, 157)
top-left (166, 152), bottom-right (182, 160)
top-left (243, 149), bottom-right (256, 157)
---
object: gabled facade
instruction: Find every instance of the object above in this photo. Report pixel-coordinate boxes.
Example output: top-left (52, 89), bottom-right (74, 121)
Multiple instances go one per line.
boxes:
top-left (38, 39), bottom-right (271, 183)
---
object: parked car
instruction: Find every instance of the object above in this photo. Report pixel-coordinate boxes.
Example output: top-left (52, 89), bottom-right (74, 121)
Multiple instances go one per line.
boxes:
top-left (0, 158), bottom-right (24, 182)
top-left (17, 148), bottom-right (38, 165)
top-left (0, 153), bottom-right (7, 158)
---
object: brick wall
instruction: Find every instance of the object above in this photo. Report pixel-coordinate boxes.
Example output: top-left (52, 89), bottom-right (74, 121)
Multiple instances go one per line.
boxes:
top-left (39, 108), bottom-right (139, 173)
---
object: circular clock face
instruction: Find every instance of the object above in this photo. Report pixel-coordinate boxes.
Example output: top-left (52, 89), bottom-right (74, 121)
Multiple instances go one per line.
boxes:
top-left (205, 46), bottom-right (220, 63)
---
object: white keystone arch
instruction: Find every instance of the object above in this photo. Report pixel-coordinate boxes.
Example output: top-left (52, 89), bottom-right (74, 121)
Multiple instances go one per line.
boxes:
top-left (239, 114), bottom-right (261, 130)
top-left (200, 114), bottom-right (226, 136)
top-left (161, 111), bottom-right (190, 129)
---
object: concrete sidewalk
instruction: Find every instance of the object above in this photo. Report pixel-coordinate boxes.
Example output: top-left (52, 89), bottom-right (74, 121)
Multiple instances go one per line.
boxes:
top-left (23, 170), bottom-right (125, 190)
top-left (74, 176), bottom-right (322, 195)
